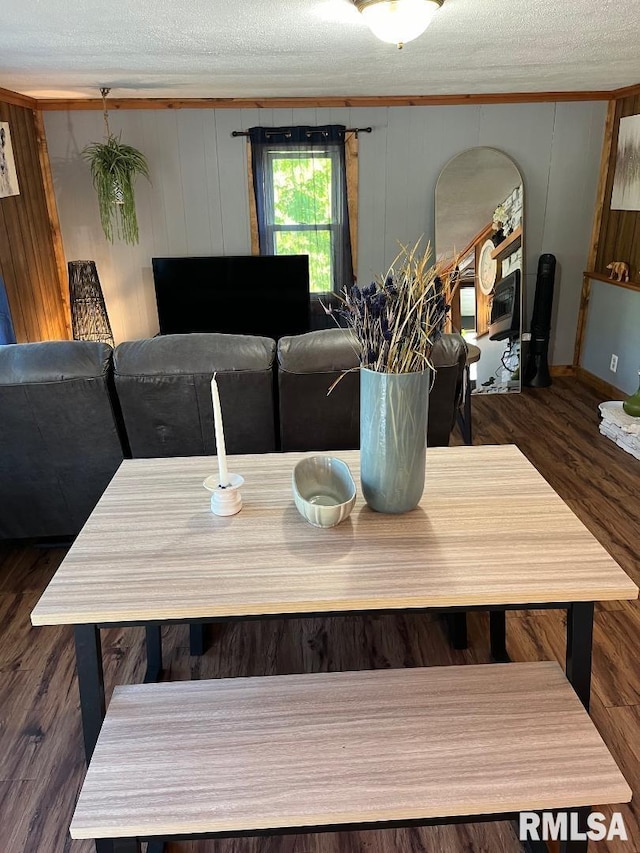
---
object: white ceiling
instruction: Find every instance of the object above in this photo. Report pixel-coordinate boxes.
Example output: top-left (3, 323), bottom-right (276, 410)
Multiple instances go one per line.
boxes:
top-left (1, 0), bottom-right (639, 100)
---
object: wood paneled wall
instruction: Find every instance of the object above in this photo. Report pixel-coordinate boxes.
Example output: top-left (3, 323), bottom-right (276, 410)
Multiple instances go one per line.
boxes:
top-left (0, 98), bottom-right (69, 342)
top-left (595, 93), bottom-right (640, 283)
top-left (575, 91), bottom-right (640, 392)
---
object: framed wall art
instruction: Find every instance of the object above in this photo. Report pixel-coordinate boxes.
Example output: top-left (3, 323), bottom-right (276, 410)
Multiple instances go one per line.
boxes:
top-left (0, 121), bottom-right (20, 198)
top-left (611, 114), bottom-right (640, 211)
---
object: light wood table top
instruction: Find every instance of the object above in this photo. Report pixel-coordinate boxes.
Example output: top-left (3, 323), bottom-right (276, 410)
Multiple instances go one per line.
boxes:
top-left (70, 661), bottom-right (631, 840)
top-left (31, 445), bottom-right (637, 626)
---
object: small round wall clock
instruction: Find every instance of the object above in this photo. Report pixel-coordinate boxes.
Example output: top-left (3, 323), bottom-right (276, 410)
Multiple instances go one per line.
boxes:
top-left (478, 239), bottom-right (498, 295)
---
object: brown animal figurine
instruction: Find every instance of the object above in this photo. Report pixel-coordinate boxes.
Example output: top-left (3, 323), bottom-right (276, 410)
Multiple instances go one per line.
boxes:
top-left (607, 261), bottom-right (630, 282)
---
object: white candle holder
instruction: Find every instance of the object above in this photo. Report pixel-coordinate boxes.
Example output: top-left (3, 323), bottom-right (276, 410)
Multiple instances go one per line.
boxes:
top-left (203, 473), bottom-right (244, 517)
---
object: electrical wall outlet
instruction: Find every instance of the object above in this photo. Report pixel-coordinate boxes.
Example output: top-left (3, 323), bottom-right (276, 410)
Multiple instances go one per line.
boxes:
top-left (610, 354), bottom-right (619, 373)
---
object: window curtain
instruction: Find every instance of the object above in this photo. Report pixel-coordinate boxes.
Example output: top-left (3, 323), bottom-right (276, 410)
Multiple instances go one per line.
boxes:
top-left (248, 125), bottom-right (354, 294)
top-left (0, 276), bottom-right (16, 344)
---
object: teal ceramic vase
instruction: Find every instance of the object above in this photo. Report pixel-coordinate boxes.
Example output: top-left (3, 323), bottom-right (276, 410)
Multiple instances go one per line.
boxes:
top-left (623, 372), bottom-right (640, 418)
top-left (360, 367), bottom-right (430, 514)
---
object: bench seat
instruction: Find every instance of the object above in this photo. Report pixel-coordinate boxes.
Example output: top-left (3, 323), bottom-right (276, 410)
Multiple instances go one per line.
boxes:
top-left (70, 661), bottom-right (631, 842)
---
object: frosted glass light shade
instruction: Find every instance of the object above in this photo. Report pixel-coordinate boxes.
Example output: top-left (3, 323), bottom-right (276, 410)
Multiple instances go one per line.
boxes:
top-left (355, 0), bottom-right (443, 47)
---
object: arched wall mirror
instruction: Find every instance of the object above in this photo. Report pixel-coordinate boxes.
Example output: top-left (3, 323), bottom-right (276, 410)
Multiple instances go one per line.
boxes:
top-left (436, 148), bottom-right (524, 394)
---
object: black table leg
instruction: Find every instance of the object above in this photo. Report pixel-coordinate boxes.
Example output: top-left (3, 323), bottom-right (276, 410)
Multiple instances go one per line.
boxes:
top-left (75, 625), bottom-right (126, 853)
top-left (446, 613), bottom-right (468, 649)
top-left (559, 806), bottom-right (591, 853)
top-left (566, 602), bottom-right (594, 711)
top-left (144, 625), bottom-right (163, 683)
top-left (113, 841), bottom-right (142, 852)
top-left (457, 365), bottom-right (473, 446)
top-left (74, 624), bottom-right (106, 764)
top-left (561, 603), bottom-right (595, 853)
top-left (490, 611), bottom-right (509, 662)
top-left (190, 622), bottom-right (207, 656)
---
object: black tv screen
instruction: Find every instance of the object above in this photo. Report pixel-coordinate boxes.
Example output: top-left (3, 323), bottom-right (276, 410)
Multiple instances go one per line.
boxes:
top-left (152, 255), bottom-right (311, 339)
top-left (489, 269), bottom-right (521, 342)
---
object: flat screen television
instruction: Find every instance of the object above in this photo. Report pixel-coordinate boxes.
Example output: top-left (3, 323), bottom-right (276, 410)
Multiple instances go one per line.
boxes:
top-left (489, 269), bottom-right (521, 342)
top-left (152, 255), bottom-right (311, 339)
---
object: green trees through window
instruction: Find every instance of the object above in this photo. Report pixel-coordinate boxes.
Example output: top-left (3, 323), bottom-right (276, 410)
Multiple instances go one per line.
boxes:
top-left (270, 155), bottom-right (334, 293)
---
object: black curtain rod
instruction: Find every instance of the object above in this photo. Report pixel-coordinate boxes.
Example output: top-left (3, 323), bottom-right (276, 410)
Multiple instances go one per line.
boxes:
top-left (231, 127), bottom-right (372, 138)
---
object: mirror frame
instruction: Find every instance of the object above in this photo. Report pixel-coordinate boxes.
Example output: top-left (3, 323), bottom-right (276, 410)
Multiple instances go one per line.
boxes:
top-left (435, 147), bottom-right (525, 395)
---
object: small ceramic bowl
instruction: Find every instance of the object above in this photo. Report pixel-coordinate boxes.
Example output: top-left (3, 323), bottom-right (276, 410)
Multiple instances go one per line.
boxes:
top-left (292, 456), bottom-right (357, 528)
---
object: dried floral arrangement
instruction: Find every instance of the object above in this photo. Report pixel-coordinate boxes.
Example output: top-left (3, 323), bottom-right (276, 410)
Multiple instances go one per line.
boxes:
top-left (327, 240), bottom-right (457, 374)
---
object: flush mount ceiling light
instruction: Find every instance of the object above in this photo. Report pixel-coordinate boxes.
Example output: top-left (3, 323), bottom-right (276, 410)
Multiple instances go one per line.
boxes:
top-left (353, 0), bottom-right (444, 49)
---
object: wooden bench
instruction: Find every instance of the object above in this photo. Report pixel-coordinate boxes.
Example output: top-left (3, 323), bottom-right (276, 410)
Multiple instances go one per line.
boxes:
top-left (70, 662), bottom-right (631, 845)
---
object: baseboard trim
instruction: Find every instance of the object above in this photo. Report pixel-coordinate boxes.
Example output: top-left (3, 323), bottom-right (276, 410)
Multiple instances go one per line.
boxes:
top-left (549, 365), bottom-right (576, 377)
top-left (576, 366), bottom-right (625, 400)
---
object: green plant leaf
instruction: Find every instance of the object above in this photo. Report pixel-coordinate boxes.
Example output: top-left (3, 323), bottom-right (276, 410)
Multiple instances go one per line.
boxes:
top-left (81, 134), bottom-right (150, 244)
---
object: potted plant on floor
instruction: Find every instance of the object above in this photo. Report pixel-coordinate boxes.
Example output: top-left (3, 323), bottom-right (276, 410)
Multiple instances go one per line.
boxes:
top-left (82, 88), bottom-right (150, 245)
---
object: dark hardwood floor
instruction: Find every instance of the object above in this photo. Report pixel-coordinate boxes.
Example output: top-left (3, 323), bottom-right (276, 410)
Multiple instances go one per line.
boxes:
top-left (1, 377), bottom-right (638, 853)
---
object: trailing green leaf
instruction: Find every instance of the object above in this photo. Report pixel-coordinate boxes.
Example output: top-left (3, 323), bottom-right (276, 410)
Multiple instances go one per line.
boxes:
top-left (82, 134), bottom-right (150, 245)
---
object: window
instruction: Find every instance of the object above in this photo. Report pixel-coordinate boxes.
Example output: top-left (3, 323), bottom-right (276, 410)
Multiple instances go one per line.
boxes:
top-left (249, 126), bottom-right (355, 295)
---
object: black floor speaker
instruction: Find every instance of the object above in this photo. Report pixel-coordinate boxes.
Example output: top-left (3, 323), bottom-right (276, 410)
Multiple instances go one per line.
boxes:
top-left (524, 253), bottom-right (556, 388)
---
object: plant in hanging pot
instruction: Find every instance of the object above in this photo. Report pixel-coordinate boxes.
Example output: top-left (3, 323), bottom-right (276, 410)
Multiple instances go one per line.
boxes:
top-left (328, 241), bottom-right (457, 513)
top-left (82, 89), bottom-right (150, 245)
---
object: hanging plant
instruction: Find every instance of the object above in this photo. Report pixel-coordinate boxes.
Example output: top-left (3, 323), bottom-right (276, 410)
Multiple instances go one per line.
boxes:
top-left (82, 88), bottom-right (150, 245)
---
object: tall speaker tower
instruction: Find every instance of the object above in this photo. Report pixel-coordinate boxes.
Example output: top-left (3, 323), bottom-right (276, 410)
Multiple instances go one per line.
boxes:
top-left (523, 254), bottom-right (556, 388)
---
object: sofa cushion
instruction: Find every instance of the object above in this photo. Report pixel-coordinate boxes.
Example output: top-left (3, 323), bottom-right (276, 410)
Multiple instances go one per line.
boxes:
top-left (428, 333), bottom-right (468, 446)
top-left (0, 339), bottom-right (112, 384)
top-left (277, 330), bottom-right (467, 452)
top-left (113, 333), bottom-right (277, 458)
top-left (0, 341), bottom-right (124, 539)
top-left (114, 333), bottom-right (275, 376)
top-left (278, 329), bottom-right (359, 374)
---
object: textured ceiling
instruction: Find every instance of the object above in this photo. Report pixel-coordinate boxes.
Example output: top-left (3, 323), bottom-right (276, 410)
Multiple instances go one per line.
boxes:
top-left (1, 0), bottom-right (639, 99)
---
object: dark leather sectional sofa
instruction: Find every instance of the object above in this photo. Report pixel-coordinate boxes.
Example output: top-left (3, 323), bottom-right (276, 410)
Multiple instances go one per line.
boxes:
top-left (0, 330), bottom-right (467, 541)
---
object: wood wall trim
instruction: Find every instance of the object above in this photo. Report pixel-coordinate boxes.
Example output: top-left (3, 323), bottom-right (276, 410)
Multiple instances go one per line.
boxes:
top-left (585, 101), bottom-right (618, 274)
top-left (0, 86), bottom-right (37, 109)
top-left (573, 275), bottom-right (593, 370)
top-left (549, 365), bottom-right (576, 378)
top-left (576, 366), bottom-right (625, 400)
top-left (440, 222), bottom-right (493, 275)
top-left (35, 90), bottom-right (618, 112)
top-left (5, 79), bottom-right (637, 113)
top-left (613, 82), bottom-right (640, 100)
top-left (33, 109), bottom-right (71, 337)
top-left (573, 99), bottom-right (617, 367)
top-left (246, 142), bottom-right (259, 256)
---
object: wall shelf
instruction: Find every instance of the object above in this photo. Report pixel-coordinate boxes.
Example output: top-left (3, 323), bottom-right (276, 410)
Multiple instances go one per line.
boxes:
top-left (584, 271), bottom-right (640, 293)
top-left (491, 226), bottom-right (522, 261)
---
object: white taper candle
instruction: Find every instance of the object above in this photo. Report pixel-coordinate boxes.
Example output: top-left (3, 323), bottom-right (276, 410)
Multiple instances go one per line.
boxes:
top-left (210, 374), bottom-right (230, 487)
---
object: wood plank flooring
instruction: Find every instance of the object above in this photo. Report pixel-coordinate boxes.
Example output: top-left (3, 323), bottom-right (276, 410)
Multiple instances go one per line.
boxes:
top-left (1, 377), bottom-right (638, 853)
